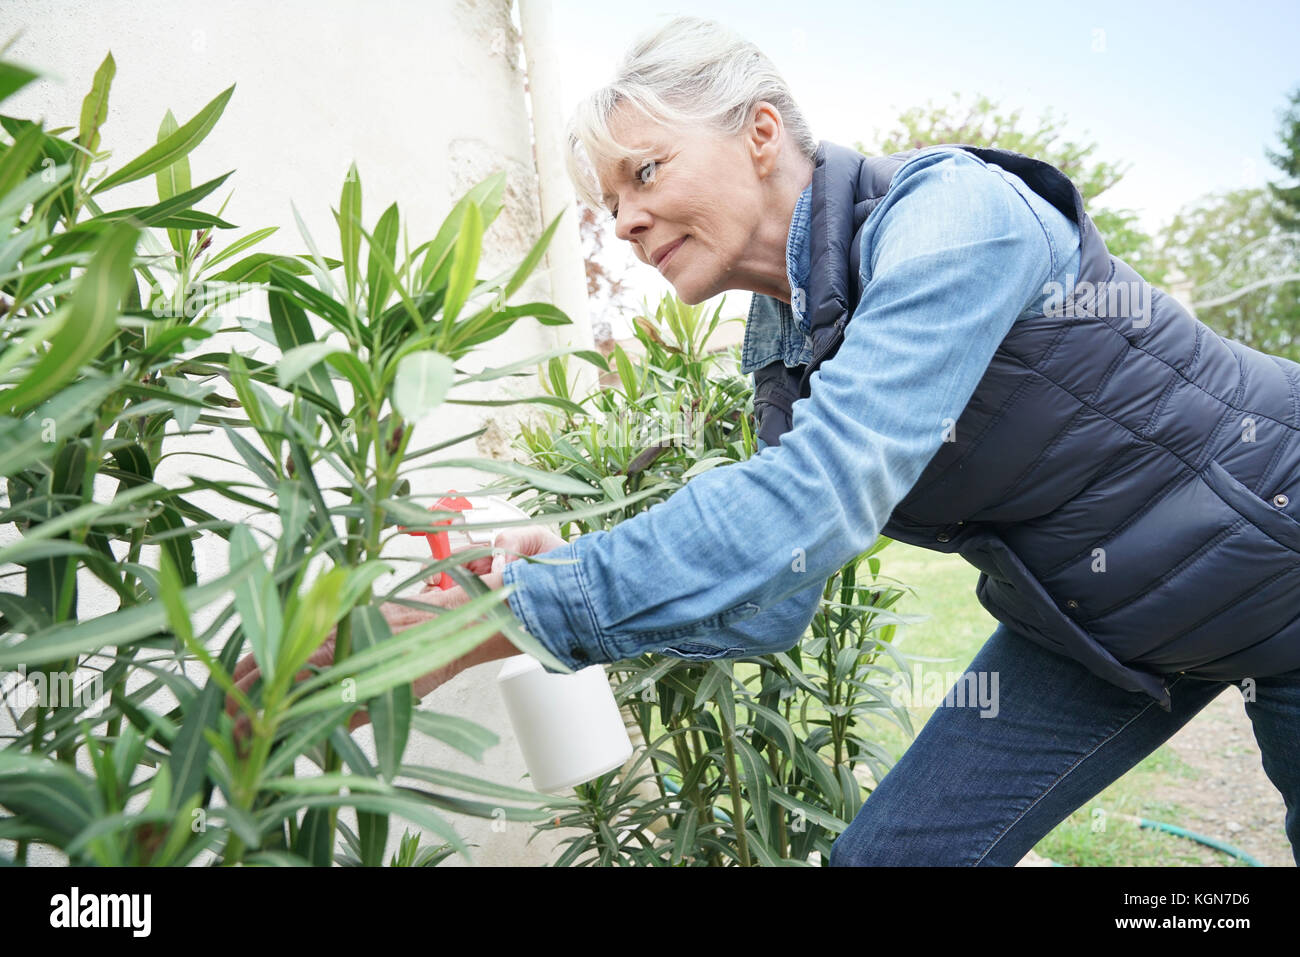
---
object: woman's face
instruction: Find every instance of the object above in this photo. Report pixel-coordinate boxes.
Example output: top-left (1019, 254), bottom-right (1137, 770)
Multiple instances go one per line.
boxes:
top-left (595, 103), bottom-right (791, 305)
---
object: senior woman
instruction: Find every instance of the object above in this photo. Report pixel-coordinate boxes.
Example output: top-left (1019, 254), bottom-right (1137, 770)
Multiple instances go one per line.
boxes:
top-left (231, 16), bottom-right (1300, 866)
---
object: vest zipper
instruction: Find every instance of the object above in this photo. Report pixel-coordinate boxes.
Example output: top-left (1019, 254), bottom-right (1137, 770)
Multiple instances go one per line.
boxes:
top-left (808, 315), bottom-right (848, 370)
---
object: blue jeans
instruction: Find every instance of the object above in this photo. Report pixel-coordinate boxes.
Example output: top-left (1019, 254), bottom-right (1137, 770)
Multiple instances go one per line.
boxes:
top-left (828, 623), bottom-right (1300, 866)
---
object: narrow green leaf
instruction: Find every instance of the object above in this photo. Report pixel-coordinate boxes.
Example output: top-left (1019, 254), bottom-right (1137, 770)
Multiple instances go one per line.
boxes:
top-left (366, 201), bottom-right (400, 323)
top-left (277, 341), bottom-right (348, 389)
top-left (0, 61), bottom-right (40, 104)
top-left (409, 710), bottom-right (499, 762)
top-left (93, 84), bottom-right (235, 194)
top-left (0, 221), bottom-right (139, 415)
top-left (0, 552), bottom-right (258, 669)
top-left (733, 737), bottom-right (771, 844)
top-left (76, 52), bottom-right (115, 156)
top-left (441, 201), bottom-right (481, 323)
top-left (229, 524), bottom-right (280, 682)
top-left (339, 162), bottom-right (361, 300)
top-left (350, 605), bottom-right (412, 783)
top-left (292, 806), bottom-right (334, 866)
top-left (767, 789), bottom-right (848, 835)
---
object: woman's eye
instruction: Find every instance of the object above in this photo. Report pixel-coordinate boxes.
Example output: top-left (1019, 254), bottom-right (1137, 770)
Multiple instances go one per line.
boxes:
top-left (607, 161), bottom-right (658, 221)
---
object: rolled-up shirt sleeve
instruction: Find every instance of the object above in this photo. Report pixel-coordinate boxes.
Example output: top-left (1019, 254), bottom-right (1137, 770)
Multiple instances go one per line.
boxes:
top-left (502, 148), bottom-right (1057, 673)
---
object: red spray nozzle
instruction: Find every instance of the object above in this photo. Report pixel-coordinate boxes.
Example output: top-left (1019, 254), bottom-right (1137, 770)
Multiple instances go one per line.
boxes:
top-left (400, 490), bottom-right (472, 590)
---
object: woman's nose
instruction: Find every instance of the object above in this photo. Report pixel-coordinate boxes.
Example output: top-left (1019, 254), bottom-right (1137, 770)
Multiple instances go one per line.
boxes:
top-left (613, 201), bottom-right (650, 245)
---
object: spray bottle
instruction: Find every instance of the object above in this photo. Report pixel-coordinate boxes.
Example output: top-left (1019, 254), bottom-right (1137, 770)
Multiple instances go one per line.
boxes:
top-left (407, 492), bottom-right (632, 793)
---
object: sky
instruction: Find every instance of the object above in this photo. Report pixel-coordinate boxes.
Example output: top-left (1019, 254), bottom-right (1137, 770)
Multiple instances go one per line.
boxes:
top-left (542, 0), bottom-right (1300, 323)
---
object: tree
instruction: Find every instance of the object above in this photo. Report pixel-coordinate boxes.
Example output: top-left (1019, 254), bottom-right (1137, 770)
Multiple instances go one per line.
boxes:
top-left (1265, 85), bottom-right (1300, 231)
top-left (859, 92), bottom-right (1167, 286)
top-left (1154, 187), bottom-right (1300, 360)
top-left (1262, 83), bottom-right (1300, 349)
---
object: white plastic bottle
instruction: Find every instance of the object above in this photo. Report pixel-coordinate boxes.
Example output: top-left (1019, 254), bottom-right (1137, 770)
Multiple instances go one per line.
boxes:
top-left (421, 493), bottom-right (632, 793)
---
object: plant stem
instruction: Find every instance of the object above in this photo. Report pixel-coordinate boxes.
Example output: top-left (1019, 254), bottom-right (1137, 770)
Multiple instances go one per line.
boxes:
top-left (721, 727), bottom-right (751, 867)
top-left (768, 743), bottom-right (789, 859)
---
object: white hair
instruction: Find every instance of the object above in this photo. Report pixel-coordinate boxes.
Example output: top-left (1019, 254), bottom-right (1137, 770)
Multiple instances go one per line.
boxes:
top-left (564, 16), bottom-right (818, 213)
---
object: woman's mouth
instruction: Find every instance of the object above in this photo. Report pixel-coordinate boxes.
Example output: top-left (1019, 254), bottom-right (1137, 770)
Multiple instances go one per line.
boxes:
top-left (657, 236), bottom-right (687, 272)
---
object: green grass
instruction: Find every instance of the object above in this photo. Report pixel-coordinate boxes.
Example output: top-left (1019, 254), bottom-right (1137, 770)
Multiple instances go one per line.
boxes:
top-left (859, 540), bottom-right (1238, 866)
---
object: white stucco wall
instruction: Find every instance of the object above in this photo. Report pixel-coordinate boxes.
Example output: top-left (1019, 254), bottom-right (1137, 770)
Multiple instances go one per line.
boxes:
top-left (1, 0), bottom-right (600, 866)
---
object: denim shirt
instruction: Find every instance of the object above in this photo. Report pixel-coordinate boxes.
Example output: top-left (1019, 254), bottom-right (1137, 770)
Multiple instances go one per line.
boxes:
top-left (501, 146), bottom-right (1083, 671)
top-left (740, 182), bottom-right (814, 373)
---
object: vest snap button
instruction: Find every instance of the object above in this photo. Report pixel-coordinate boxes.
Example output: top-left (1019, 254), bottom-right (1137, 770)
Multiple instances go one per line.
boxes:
top-left (1065, 599), bottom-right (1079, 610)
top-left (1273, 493), bottom-right (1290, 508)
top-left (936, 532), bottom-right (950, 542)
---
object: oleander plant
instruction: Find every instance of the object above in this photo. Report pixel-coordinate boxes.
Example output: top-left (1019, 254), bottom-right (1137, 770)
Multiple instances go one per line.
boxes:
top-left (511, 294), bottom-right (923, 865)
top-left (0, 51), bottom-right (637, 866)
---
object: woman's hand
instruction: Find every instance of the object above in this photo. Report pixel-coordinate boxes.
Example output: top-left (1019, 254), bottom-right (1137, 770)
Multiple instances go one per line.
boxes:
top-left (435, 524), bottom-right (569, 583)
top-left (224, 524), bottom-right (570, 749)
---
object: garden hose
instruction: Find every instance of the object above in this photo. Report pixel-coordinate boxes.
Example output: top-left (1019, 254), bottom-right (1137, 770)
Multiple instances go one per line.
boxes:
top-left (1047, 812), bottom-right (1263, 866)
top-left (658, 774), bottom-right (1263, 865)
top-left (659, 772), bottom-right (732, 824)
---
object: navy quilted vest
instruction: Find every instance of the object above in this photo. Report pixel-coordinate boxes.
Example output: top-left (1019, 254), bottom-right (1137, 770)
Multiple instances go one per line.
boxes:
top-left (751, 140), bottom-right (1300, 711)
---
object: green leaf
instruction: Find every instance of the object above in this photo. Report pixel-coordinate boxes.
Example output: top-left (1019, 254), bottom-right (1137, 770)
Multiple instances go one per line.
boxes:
top-left (229, 524), bottom-right (281, 683)
top-left (153, 109), bottom-right (191, 201)
top-left (0, 120), bottom-right (45, 200)
top-left (323, 350), bottom-right (376, 405)
top-left (339, 162), bottom-right (361, 300)
top-left (0, 375), bottom-right (119, 478)
top-left (274, 567), bottom-right (348, 702)
top-left (349, 606), bottom-right (411, 783)
top-left (441, 201), bottom-right (481, 323)
top-left (743, 700), bottom-right (797, 756)
top-left (0, 551), bottom-right (258, 669)
top-left (200, 226), bottom-right (277, 272)
top-left (409, 710), bottom-right (499, 762)
top-left (92, 83), bottom-right (235, 194)
top-left (0, 751), bottom-right (102, 843)
top-left (292, 806), bottom-right (334, 866)
top-left (277, 341), bottom-right (348, 389)
top-left (0, 221), bottom-right (139, 415)
top-left (366, 201), bottom-right (400, 324)
top-left (671, 804), bottom-right (698, 866)
top-left (396, 764), bottom-right (562, 806)
top-left (98, 169), bottom-right (232, 229)
top-left (242, 851), bottom-right (313, 867)
top-left (358, 810), bottom-right (388, 868)
top-left (733, 737), bottom-right (771, 844)
top-left (76, 52), bottom-right (115, 156)
top-left (279, 595), bottom-right (507, 721)
top-left (767, 789), bottom-right (848, 835)
top-left (682, 456), bottom-right (734, 479)
top-left (268, 278), bottom-right (342, 414)
top-left (612, 344), bottom-right (641, 402)
top-left (168, 626), bottom-right (243, 814)
top-left (391, 350), bottom-right (454, 422)
top-left (419, 457), bottom-right (594, 496)
top-left (0, 61), bottom-right (40, 104)
top-left (258, 793), bottom-right (470, 862)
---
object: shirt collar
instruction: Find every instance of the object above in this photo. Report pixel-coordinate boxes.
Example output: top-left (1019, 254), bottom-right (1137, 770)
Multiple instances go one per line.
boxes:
top-left (786, 183), bottom-right (813, 333)
top-left (739, 184), bottom-right (815, 376)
